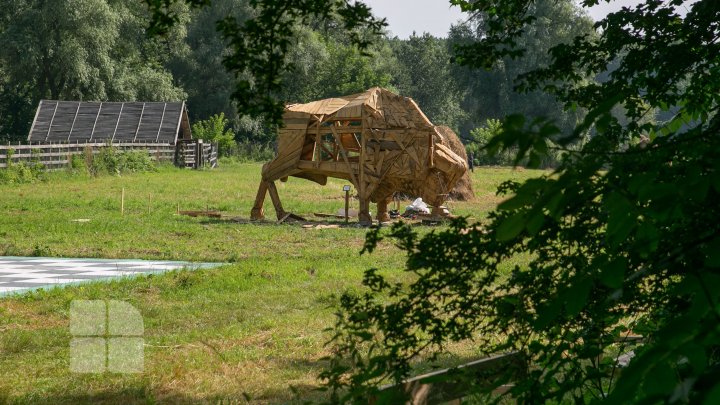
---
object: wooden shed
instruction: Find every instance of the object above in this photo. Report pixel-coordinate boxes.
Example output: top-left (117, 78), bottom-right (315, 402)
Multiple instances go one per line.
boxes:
top-left (28, 100), bottom-right (192, 144)
top-left (0, 100), bottom-right (217, 170)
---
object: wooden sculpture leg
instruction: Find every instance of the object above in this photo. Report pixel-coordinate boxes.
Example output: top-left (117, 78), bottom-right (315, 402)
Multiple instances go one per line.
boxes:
top-left (250, 180), bottom-right (287, 221)
top-left (376, 197), bottom-right (392, 223)
top-left (250, 181), bottom-right (268, 220)
top-left (266, 181), bottom-right (288, 220)
top-left (359, 198), bottom-right (372, 226)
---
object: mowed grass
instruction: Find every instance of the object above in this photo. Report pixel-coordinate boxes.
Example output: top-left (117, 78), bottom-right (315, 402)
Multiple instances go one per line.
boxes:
top-left (0, 163), bottom-right (544, 404)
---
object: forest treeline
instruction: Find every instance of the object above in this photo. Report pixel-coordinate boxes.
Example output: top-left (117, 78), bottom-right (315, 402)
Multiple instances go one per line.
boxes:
top-left (0, 0), bottom-right (596, 161)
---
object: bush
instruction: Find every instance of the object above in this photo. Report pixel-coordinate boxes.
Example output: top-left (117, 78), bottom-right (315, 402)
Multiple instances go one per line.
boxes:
top-left (221, 140), bottom-right (275, 163)
top-left (0, 148), bottom-right (46, 185)
top-left (467, 118), bottom-right (568, 168)
top-left (88, 146), bottom-right (156, 176)
top-left (466, 119), bottom-right (515, 166)
top-left (192, 113), bottom-right (236, 157)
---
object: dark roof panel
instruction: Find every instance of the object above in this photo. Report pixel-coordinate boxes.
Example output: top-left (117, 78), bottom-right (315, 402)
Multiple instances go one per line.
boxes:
top-left (28, 100), bottom-right (189, 144)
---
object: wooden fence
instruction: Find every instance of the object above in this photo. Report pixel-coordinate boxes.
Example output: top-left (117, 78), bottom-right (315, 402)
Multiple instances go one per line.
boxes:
top-left (371, 335), bottom-right (646, 404)
top-left (0, 141), bottom-right (218, 170)
top-left (370, 352), bottom-right (525, 405)
top-left (179, 140), bottom-right (218, 169)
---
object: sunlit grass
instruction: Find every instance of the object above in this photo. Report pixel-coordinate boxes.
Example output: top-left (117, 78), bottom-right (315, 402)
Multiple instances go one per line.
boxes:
top-left (0, 162), bottom-right (545, 404)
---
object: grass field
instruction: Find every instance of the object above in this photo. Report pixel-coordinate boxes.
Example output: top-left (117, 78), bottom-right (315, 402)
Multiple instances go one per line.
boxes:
top-left (0, 162), bottom-right (544, 404)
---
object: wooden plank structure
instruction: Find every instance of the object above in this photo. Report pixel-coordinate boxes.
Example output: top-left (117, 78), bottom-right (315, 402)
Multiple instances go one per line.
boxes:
top-left (371, 352), bottom-right (526, 405)
top-left (251, 87), bottom-right (468, 225)
top-left (371, 336), bottom-right (646, 404)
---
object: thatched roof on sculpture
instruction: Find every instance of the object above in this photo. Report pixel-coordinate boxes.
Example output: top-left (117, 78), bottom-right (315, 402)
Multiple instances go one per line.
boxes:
top-left (284, 87), bottom-right (435, 128)
top-left (28, 100), bottom-right (192, 144)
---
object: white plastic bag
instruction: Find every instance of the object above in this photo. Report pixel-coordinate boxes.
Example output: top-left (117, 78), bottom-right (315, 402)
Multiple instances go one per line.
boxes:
top-left (406, 198), bottom-right (430, 214)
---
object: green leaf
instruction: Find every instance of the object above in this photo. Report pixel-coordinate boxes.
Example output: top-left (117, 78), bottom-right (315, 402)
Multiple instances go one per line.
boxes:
top-left (498, 192), bottom-right (534, 211)
top-left (526, 211), bottom-right (545, 235)
top-left (635, 222), bottom-right (660, 258)
top-left (702, 383), bottom-right (720, 405)
top-left (534, 299), bottom-right (562, 329)
top-left (599, 257), bottom-right (626, 289)
top-left (605, 192), bottom-right (637, 249)
top-left (545, 192), bottom-right (564, 219)
top-left (642, 362), bottom-right (677, 396)
top-left (704, 238), bottom-right (720, 268)
top-left (565, 277), bottom-right (592, 316)
top-left (496, 213), bottom-right (526, 242)
top-left (682, 343), bottom-right (707, 374)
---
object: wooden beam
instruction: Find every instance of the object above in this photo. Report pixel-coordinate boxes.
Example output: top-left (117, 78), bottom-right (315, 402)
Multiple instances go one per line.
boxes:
top-left (66, 102), bottom-right (82, 142)
top-left (132, 102), bottom-right (147, 142)
top-left (44, 102), bottom-right (60, 142)
top-left (371, 352), bottom-right (525, 405)
top-left (110, 103), bottom-right (125, 143)
top-left (89, 102), bottom-right (103, 142)
top-left (251, 180), bottom-right (269, 220)
top-left (331, 125), bottom-right (359, 187)
top-left (155, 103), bottom-right (168, 143)
top-left (314, 114), bottom-right (324, 167)
top-left (266, 181), bottom-right (287, 220)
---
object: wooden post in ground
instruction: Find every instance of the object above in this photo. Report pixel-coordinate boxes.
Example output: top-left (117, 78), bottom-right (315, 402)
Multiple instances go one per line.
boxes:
top-left (121, 188), bottom-right (125, 216)
top-left (343, 185), bottom-right (351, 224)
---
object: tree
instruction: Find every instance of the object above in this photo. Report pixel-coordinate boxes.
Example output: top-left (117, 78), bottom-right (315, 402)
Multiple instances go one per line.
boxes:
top-left (168, 0), bottom-right (253, 124)
top-left (145, 0), bottom-right (720, 402)
top-left (0, 0), bottom-right (187, 140)
top-left (391, 34), bottom-right (466, 131)
top-left (321, 0), bottom-right (720, 403)
top-left (191, 112), bottom-right (235, 156)
top-left (145, 0), bottom-right (387, 125)
top-left (448, 0), bottom-right (595, 138)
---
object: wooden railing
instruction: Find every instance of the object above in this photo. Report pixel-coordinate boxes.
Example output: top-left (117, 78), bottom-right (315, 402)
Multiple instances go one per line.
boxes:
top-left (371, 335), bottom-right (646, 404)
top-left (371, 352), bottom-right (526, 405)
top-left (0, 142), bottom-right (177, 169)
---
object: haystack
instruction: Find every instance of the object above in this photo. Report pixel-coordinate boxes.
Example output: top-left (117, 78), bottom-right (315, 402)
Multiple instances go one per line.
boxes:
top-left (436, 126), bottom-right (475, 201)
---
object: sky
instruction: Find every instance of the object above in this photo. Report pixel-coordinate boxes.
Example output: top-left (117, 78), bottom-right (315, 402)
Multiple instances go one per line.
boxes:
top-left (361, 0), bottom-right (683, 39)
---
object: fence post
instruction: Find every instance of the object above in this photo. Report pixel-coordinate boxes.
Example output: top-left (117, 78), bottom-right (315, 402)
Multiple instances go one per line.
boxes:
top-left (196, 140), bottom-right (204, 169)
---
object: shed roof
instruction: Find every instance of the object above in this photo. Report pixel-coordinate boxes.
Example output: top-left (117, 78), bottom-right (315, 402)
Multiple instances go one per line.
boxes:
top-left (27, 100), bottom-right (191, 144)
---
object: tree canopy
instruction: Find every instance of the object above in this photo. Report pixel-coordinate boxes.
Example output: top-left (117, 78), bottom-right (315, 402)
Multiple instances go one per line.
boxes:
top-left (0, 0), bottom-right (187, 141)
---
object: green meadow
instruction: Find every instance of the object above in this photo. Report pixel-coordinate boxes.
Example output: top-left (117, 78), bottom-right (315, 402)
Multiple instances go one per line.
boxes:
top-left (0, 162), bottom-right (543, 404)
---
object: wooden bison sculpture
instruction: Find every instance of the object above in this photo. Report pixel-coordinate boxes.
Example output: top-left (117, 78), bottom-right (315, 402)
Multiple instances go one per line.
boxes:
top-left (250, 87), bottom-right (468, 225)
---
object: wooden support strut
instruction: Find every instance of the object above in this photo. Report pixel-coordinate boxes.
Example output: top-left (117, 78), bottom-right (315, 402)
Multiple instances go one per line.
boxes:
top-left (266, 181), bottom-right (287, 220)
top-left (358, 114), bottom-right (372, 225)
top-left (251, 180), bottom-right (294, 221)
top-left (250, 180), bottom-right (269, 220)
top-left (330, 125), bottom-right (360, 187)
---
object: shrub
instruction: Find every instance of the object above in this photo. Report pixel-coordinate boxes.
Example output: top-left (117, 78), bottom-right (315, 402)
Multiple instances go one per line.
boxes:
top-left (0, 148), bottom-right (46, 184)
top-left (89, 146), bottom-right (156, 176)
top-left (192, 113), bottom-right (236, 157)
top-left (222, 140), bottom-right (275, 163)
